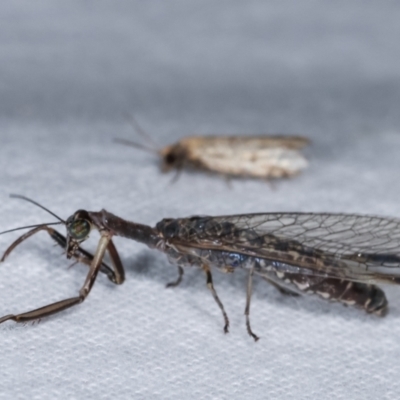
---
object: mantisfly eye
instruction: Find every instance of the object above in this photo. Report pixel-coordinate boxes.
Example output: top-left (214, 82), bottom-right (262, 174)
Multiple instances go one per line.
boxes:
top-left (68, 219), bottom-right (91, 240)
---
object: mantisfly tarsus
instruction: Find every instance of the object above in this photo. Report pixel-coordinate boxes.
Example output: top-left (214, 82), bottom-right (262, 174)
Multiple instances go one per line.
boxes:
top-left (1, 195), bottom-right (400, 340)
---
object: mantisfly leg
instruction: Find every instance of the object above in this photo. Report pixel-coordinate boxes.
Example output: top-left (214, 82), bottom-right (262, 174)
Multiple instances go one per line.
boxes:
top-left (203, 264), bottom-right (229, 334)
top-left (51, 228), bottom-right (122, 283)
top-left (103, 238), bottom-right (125, 285)
top-left (63, 235), bottom-right (125, 285)
top-left (1, 226), bottom-right (118, 284)
top-left (0, 234), bottom-right (111, 324)
top-left (1, 225), bottom-right (54, 262)
top-left (166, 265), bottom-right (184, 288)
top-left (245, 267), bottom-right (259, 342)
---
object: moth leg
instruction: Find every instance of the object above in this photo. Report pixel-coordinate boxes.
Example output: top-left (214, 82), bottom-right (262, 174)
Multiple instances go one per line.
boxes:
top-left (202, 264), bottom-right (229, 334)
top-left (0, 234), bottom-right (111, 324)
top-left (265, 179), bottom-right (278, 191)
top-left (166, 266), bottom-right (184, 288)
top-left (262, 275), bottom-right (300, 297)
top-left (222, 174), bottom-right (233, 189)
top-left (169, 166), bottom-right (183, 184)
top-left (1, 226), bottom-right (119, 284)
top-left (245, 267), bottom-right (259, 342)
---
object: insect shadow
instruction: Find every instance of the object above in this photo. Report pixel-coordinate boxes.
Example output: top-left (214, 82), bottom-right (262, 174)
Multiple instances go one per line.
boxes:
top-left (121, 250), bottom-right (366, 323)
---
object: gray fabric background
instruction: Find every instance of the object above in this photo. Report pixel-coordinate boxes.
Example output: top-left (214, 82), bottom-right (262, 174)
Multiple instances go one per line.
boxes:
top-left (1, 1), bottom-right (400, 399)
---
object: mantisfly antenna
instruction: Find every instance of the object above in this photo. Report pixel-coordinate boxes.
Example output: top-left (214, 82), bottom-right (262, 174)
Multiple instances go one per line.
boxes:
top-left (9, 194), bottom-right (65, 223)
top-left (0, 222), bottom-right (63, 236)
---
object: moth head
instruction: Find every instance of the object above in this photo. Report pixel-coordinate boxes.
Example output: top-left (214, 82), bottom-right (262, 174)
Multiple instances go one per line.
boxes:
top-left (160, 144), bottom-right (186, 172)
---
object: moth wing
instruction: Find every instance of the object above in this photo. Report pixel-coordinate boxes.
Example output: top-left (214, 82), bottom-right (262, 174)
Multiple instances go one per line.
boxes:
top-left (181, 136), bottom-right (309, 178)
top-left (182, 136), bottom-right (310, 150)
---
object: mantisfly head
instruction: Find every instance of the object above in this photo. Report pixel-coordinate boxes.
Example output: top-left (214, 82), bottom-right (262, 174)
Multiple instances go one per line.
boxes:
top-left (65, 210), bottom-right (92, 258)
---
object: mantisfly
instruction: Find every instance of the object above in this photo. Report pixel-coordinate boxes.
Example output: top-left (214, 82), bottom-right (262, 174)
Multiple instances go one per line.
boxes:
top-left (1, 195), bottom-right (399, 340)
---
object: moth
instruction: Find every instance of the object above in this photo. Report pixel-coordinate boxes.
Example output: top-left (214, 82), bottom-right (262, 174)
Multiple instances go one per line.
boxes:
top-left (115, 118), bottom-right (310, 179)
top-left (1, 195), bottom-right (399, 341)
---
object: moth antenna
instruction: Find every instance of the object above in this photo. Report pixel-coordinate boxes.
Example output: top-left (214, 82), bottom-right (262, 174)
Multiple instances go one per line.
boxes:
top-left (113, 138), bottom-right (159, 155)
top-left (9, 194), bottom-right (65, 223)
top-left (125, 113), bottom-right (158, 149)
top-left (0, 222), bottom-right (63, 236)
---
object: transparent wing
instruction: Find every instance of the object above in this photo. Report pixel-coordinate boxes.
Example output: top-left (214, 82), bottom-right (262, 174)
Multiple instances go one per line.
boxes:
top-left (211, 213), bottom-right (400, 256)
top-left (159, 213), bottom-right (400, 283)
